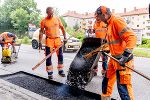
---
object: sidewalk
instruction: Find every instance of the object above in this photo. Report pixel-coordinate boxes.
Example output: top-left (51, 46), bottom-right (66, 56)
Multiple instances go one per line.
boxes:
top-left (0, 68), bottom-right (50, 100)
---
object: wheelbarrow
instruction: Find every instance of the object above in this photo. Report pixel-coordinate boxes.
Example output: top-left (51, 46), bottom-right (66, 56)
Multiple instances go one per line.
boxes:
top-left (67, 37), bottom-right (102, 89)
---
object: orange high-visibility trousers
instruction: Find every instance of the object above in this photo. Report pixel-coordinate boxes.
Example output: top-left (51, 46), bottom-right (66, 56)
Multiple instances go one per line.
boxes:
top-left (102, 58), bottom-right (134, 100)
top-left (45, 37), bottom-right (64, 73)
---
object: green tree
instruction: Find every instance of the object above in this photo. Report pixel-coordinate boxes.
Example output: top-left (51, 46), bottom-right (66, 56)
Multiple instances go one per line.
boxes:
top-left (59, 16), bottom-right (67, 28)
top-left (29, 12), bottom-right (42, 28)
top-left (10, 8), bottom-right (29, 37)
top-left (3, 0), bottom-right (37, 14)
top-left (0, 0), bottom-right (41, 36)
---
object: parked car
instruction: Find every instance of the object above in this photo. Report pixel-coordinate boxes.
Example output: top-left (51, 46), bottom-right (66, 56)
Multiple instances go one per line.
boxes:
top-left (32, 29), bottom-right (81, 52)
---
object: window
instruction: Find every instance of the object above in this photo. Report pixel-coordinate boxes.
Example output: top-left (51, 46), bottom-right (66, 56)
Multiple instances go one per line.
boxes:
top-left (147, 33), bottom-right (150, 36)
top-left (137, 25), bottom-right (139, 27)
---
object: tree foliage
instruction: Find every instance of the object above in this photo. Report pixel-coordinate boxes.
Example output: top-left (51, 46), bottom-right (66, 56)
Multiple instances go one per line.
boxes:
top-left (59, 16), bottom-right (67, 29)
top-left (10, 8), bottom-right (29, 35)
top-left (0, 0), bottom-right (41, 37)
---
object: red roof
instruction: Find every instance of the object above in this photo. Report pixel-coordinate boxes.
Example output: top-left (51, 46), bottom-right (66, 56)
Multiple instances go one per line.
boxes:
top-left (62, 11), bottom-right (94, 19)
top-left (62, 7), bottom-right (148, 18)
top-left (117, 8), bottom-right (148, 16)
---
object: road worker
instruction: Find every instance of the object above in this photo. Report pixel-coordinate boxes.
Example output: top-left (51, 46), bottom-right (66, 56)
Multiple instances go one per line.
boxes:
top-left (95, 6), bottom-right (137, 100)
top-left (39, 7), bottom-right (66, 79)
top-left (92, 12), bottom-right (109, 76)
top-left (0, 32), bottom-right (17, 53)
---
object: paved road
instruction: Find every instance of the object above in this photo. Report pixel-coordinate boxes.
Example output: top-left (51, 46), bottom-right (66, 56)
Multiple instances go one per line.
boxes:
top-left (0, 44), bottom-right (150, 100)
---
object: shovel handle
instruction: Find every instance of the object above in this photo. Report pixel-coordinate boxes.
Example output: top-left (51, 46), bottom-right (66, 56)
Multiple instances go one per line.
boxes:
top-left (32, 44), bottom-right (63, 70)
top-left (32, 35), bottom-right (73, 70)
top-left (103, 52), bottom-right (150, 81)
top-left (83, 44), bottom-right (105, 59)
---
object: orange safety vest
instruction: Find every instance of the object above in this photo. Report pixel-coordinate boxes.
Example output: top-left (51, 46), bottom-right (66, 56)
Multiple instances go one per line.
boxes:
top-left (0, 32), bottom-right (14, 43)
top-left (93, 21), bottom-right (109, 51)
top-left (40, 16), bottom-right (63, 38)
top-left (93, 21), bottom-right (107, 39)
top-left (106, 15), bottom-right (137, 57)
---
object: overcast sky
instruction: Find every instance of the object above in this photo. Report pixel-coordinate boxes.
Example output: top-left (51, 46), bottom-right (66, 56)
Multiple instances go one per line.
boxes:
top-left (35, 0), bottom-right (149, 16)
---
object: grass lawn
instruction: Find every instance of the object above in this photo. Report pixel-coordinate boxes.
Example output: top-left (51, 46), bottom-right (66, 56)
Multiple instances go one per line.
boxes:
top-left (16, 39), bottom-right (32, 45)
top-left (133, 48), bottom-right (150, 58)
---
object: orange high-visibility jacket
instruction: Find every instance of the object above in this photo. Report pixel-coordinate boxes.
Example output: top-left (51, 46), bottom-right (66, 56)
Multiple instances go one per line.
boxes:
top-left (0, 32), bottom-right (14, 43)
top-left (93, 21), bottom-right (109, 51)
top-left (40, 16), bottom-right (64, 38)
top-left (106, 15), bottom-right (137, 57)
top-left (93, 21), bottom-right (107, 39)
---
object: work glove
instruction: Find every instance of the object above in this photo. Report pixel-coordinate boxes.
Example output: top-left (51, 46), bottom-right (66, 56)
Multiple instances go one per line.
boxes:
top-left (101, 38), bottom-right (107, 44)
top-left (39, 42), bottom-right (42, 50)
top-left (119, 49), bottom-right (132, 67)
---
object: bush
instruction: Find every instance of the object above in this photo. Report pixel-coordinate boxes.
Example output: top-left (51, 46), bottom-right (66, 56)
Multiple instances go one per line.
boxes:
top-left (142, 38), bottom-right (149, 44)
top-left (137, 38), bottom-right (150, 48)
top-left (66, 27), bottom-right (85, 41)
top-left (16, 39), bottom-right (22, 44)
top-left (22, 36), bottom-right (31, 44)
top-left (66, 27), bottom-right (75, 35)
top-left (133, 49), bottom-right (150, 58)
top-left (75, 31), bottom-right (85, 41)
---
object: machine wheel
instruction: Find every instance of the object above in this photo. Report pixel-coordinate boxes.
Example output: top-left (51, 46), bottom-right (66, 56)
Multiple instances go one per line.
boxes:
top-left (1, 57), bottom-right (11, 63)
top-left (32, 40), bottom-right (38, 49)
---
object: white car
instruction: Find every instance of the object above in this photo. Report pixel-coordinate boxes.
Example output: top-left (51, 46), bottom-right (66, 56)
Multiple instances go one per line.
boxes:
top-left (32, 29), bottom-right (82, 52)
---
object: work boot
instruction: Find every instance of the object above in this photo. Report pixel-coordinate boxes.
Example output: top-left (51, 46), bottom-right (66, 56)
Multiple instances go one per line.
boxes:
top-left (48, 72), bottom-right (53, 79)
top-left (58, 70), bottom-right (66, 77)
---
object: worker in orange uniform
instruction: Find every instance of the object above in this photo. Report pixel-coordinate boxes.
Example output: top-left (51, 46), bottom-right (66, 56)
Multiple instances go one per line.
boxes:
top-left (39, 7), bottom-right (66, 79)
top-left (95, 6), bottom-right (137, 100)
top-left (92, 13), bottom-right (109, 76)
top-left (0, 32), bottom-right (17, 53)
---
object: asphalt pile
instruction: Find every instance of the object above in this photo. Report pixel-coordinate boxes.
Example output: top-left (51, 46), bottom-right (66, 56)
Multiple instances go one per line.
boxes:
top-left (0, 72), bottom-right (100, 100)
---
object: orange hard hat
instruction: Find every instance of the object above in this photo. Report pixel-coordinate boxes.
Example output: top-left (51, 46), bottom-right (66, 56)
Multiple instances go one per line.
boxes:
top-left (96, 6), bottom-right (111, 15)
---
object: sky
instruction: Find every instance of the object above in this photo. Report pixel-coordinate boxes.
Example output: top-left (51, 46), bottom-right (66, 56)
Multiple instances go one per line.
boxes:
top-left (34, 0), bottom-right (149, 16)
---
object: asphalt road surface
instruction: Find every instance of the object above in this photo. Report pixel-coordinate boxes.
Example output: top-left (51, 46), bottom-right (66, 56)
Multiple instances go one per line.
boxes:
top-left (0, 44), bottom-right (150, 100)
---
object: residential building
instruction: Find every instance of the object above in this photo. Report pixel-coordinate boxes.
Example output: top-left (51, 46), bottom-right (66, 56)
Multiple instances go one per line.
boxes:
top-left (62, 7), bottom-right (150, 38)
top-left (118, 7), bottom-right (149, 38)
top-left (62, 11), bottom-right (95, 30)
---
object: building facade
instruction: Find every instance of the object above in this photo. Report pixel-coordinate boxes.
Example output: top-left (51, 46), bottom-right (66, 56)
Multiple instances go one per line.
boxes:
top-left (119, 7), bottom-right (149, 38)
top-left (62, 7), bottom-right (150, 38)
top-left (62, 11), bottom-right (95, 30)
